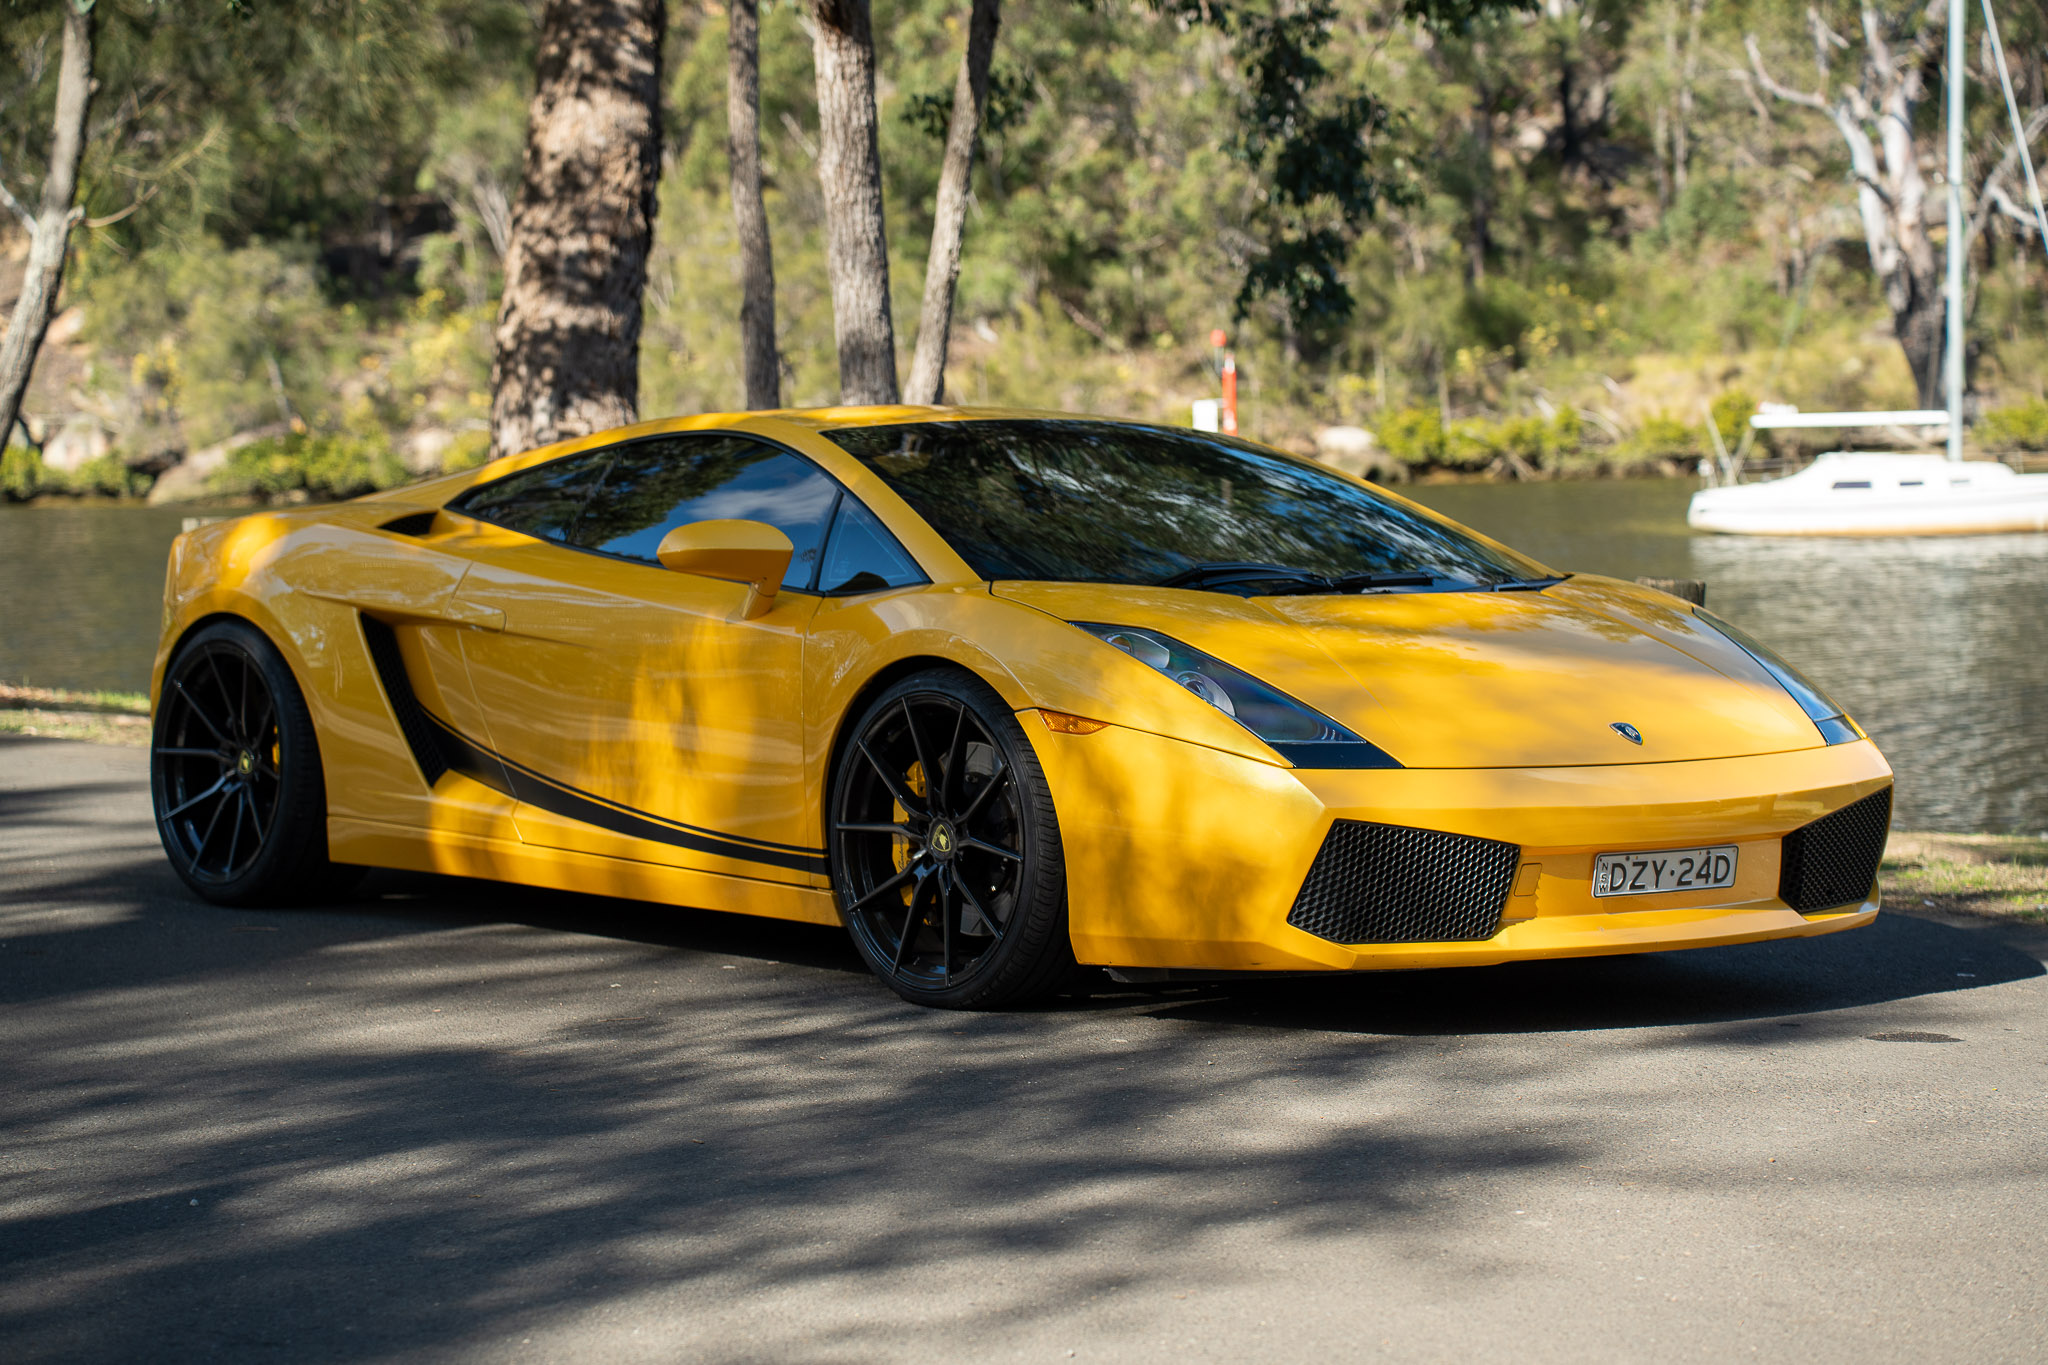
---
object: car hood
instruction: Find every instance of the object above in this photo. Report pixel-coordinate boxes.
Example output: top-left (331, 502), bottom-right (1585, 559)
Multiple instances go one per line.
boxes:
top-left (992, 576), bottom-right (1826, 768)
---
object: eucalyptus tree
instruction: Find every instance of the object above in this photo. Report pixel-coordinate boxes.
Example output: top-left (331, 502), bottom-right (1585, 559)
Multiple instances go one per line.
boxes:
top-left (0, 0), bottom-right (93, 452)
top-left (728, 0), bottom-right (780, 409)
top-left (810, 0), bottom-right (897, 405)
top-left (903, 0), bottom-right (1000, 405)
top-left (490, 0), bottom-right (665, 458)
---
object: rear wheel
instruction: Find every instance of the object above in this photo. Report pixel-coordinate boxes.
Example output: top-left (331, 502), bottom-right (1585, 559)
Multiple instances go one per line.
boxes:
top-left (151, 618), bottom-right (358, 906)
top-left (830, 669), bottom-right (1072, 1009)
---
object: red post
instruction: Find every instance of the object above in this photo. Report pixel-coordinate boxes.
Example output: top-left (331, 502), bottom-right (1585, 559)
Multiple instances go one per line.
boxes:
top-left (1220, 351), bottom-right (1238, 435)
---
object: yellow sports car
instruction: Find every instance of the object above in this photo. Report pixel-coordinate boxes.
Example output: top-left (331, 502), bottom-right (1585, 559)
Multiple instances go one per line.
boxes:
top-left (151, 408), bottom-right (1893, 1008)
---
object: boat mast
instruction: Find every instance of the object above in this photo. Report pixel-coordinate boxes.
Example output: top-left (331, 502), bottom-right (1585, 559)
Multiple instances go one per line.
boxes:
top-left (1946, 0), bottom-right (1967, 462)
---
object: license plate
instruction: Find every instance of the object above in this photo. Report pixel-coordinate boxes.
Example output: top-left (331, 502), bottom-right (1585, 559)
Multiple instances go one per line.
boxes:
top-left (1592, 845), bottom-right (1738, 898)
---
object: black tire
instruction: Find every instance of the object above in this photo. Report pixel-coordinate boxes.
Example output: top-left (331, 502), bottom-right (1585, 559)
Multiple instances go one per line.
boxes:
top-left (829, 668), bottom-right (1073, 1009)
top-left (151, 618), bottom-right (360, 906)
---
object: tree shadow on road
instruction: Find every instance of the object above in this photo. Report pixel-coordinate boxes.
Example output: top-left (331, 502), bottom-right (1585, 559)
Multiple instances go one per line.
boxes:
top-left (4, 749), bottom-right (2042, 1363)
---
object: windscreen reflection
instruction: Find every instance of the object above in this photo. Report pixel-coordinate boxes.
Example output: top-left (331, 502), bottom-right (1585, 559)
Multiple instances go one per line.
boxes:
top-left (827, 420), bottom-right (1550, 591)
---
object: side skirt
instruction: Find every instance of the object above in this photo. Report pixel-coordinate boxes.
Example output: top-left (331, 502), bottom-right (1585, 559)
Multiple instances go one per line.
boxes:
top-left (327, 816), bottom-right (843, 928)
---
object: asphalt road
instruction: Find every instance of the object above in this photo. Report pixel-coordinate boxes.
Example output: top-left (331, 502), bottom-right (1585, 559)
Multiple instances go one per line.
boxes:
top-left (3, 735), bottom-right (2044, 1364)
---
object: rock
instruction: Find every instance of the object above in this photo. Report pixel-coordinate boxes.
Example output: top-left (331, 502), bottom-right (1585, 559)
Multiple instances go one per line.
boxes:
top-left (40, 417), bottom-right (111, 474)
top-left (402, 427), bottom-right (455, 475)
top-left (1314, 424), bottom-right (1376, 460)
top-left (43, 306), bottom-right (84, 348)
top-left (145, 423), bottom-right (290, 505)
top-left (1311, 424), bottom-right (1407, 483)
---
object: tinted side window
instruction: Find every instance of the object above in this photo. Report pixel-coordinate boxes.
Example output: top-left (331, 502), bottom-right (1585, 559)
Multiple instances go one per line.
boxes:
top-left (572, 436), bottom-right (838, 590)
top-left (819, 497), bottom-right (925, 594)
top-left (452, 451), bottom-right (612, 542)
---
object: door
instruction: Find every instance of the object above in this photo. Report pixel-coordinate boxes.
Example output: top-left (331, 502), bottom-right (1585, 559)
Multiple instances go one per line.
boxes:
top-left (445, 433), bottom-right (841, 885)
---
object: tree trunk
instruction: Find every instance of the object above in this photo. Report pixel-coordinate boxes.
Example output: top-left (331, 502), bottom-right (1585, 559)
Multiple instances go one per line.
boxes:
top-left (0, 3), bottom-right (94, 452)
top-left (727, 0), bottom-right (780, 410)
top-left (1894, 270), bottom-right (1947, 407)
top-left (1745, 8), bottom-right (1959, 408)
top-left (904, 0), bottom-right (1000, 406)
top-left (1673, 0), bottom-right (1702, 195)
top-left (811, 0), bottom-right (898, 405)
top-left (489, 0), bottom-right (665, 459)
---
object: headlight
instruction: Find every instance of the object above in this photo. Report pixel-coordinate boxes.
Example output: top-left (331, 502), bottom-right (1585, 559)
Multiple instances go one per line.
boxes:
top-left (1072, 622), bottom-right (1401, 768)
top-left (1695, 609), bottom-right (1862, 745)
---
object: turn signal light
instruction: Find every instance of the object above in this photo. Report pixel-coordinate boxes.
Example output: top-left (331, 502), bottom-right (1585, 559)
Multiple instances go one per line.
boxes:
top-left (1038, 709), bottom-right (1109, 735)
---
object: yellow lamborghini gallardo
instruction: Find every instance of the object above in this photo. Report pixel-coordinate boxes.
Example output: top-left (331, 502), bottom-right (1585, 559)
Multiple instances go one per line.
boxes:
top-left (151, 408), bottom-right (1893, 1008)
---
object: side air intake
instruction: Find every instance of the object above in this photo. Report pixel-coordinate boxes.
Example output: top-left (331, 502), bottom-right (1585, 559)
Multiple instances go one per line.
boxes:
top-left (359, 615), bottom-right (449, 786)
top-left (1779, 786), bottom-right (1891, 913)
top-left (1286, 821), bottom-right (1520, 945)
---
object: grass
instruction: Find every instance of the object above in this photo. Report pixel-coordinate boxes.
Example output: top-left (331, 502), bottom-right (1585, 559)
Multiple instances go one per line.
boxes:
top-left (0, 682), bottom-right (151, 745)
top-left (1881, 832), bottom-right (2048, 924)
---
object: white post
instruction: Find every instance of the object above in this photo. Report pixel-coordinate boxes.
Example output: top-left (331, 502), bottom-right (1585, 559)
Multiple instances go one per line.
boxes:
top-left (1946, 0), bottom-right (1967, 462)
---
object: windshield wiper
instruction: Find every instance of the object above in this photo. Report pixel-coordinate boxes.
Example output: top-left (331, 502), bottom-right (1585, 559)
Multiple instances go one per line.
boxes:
top-left (1490, 575), bottom-right (1569, 592)
top-left (1155, 562), bottom-right (1333, 592)
top-left (1329, 571), bottom-right (1442, 592)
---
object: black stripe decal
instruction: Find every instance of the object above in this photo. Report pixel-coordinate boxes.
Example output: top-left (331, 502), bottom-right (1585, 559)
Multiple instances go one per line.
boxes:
top-left (420, 713), bottom-right (829, 878)
top-left (362, 612), bottom-right (826, 878)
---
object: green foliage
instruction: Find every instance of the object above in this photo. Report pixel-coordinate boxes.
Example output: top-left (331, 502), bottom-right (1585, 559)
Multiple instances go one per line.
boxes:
top-left (1621, 412), bottom-right (1699, 466)
top-left (439, 429), bottom-right (492, 472)
top-left (1378, 407), bottom-right (1445, 466)
top-left (1, 446), bottom-right (148, 500)
top-left (17, 0), bottom-right (2048, 501)
top-left (1709, 390), bottom-right (1756, 453)
top-left (208, 429), bottom-right (411, 502)
top-left (1979, 398), bottom-right (2048, 451)
top-left (1446, 408), bottom-right (1582, 472)
top-left (2, 446), bottom-right (42, 502)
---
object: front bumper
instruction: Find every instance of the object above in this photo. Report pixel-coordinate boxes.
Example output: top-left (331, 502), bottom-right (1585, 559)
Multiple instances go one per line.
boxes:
top-left (1024, 719), bottom-right (1892, 972)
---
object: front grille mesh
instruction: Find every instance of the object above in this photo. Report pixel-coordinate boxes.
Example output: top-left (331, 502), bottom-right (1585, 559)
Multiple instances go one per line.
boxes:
top-left (1779, 786), bottom-right (1892, 912)
top-left (1286, 821), bottom-right (1521, 945)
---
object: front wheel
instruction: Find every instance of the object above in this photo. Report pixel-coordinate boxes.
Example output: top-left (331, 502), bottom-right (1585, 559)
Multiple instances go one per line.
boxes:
top-left (829, 669), bottom-right (1072, 1009)
top-left (151, 618), bottom-right (358, 906)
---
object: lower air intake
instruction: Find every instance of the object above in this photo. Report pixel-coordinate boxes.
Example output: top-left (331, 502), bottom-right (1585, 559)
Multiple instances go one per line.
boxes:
top-left (1779, 786), bottom-right (1892, 913)
top-left (1286, 821), bottom-right (1521, 945)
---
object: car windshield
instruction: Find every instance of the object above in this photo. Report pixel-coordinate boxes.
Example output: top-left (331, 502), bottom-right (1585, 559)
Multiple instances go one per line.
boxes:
top-left (826, 419), bottom-right (1552, 591)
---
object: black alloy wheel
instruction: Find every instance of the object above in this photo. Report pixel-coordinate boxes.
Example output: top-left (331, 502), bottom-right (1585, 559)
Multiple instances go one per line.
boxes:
top-left (830, 669), bottom-right (1072, 1009)
top-left (151, 618), bottom-right (357, 906)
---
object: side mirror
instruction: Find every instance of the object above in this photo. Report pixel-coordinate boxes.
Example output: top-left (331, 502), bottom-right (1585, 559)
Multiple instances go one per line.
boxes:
top-left (656, 519), bottom-right (793, 619)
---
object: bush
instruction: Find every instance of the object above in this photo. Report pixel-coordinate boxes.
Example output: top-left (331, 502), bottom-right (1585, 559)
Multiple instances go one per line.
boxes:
top-left (209, 430), bottom-right (411, 502)
top-left (1617, 411), bottom-right (1701, 469)
top-left (1709, 389), bottom-right (1756, 454)
top-left (69, 453), bottom-right (150, 498)
top-left (1378, 406), bottom-right (1445, 465)
top-left (3, 445), bottom-right (43, 501)
top-left (0, 446), bottom-right (150, 500)
top-left (1979, 397), bottom-right (2048, 450)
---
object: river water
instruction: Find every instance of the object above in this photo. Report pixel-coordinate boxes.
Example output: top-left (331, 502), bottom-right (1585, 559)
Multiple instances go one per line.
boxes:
top-left (2, 482), bottom-right (2043, 832)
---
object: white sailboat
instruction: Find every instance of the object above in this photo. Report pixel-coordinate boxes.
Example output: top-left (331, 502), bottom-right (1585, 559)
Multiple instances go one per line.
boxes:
top-left (1687, 0), bottom-right (2048, 538)
top-left (1688, 449), bottom-right (2048, 535)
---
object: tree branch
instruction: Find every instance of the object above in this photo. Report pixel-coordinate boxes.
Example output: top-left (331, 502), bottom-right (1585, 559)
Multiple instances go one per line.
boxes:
top-left (1969, 105), bottom-right (2048, 245)
top-left (81, 183), bottom-right (157, 229)
top-left (0, 175), bottom-right (36, 235)
top-left (1747, 33), bottom-right (1831, 113)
